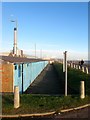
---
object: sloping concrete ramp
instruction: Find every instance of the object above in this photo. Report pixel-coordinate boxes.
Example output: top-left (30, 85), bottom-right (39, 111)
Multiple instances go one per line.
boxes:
top-left (25, 64), bottom-right (63, 95)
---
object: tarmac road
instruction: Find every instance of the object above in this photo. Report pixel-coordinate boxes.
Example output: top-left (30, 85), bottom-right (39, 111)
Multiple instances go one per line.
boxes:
top-left (25, 64), bottom-right (64, 95)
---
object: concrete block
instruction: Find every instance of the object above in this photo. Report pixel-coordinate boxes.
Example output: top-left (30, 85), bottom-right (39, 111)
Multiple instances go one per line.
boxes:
top-left (80, 81), bottom-right (85, 99)
top-left (14, 86), bottom-right (20, 108)
top-left (82, 67), bottom-right (85, 72)
top-left (86, 67), bottom-right (88, 74)
top-left (79, 65), bottom-right (81, 70)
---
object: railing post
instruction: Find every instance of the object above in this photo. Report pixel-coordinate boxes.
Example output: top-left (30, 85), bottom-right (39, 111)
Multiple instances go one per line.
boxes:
top-left (80, 81), bottom-right (85, 99)
top-left (14, 86), bottom-right (20, 108)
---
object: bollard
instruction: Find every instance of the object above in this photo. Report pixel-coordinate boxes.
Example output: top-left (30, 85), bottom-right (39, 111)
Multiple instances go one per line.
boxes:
top-left (86, 67), bottom-right (88, 74)
top-left (75, 64), bottom-right (76, 69)
top-left (74, 64), bottom-right (75, 68)
top-left (80, 81), bottom-right (85, 99)
top-left (68, 63), bottom-right (70, 67)
top-left (76, 65), bottom-right (78, 69)
top-left (79, 65), bottom-right (81, 69)
top-left (14, 86), bottom-right (20, 109)
top-left (77, 65), bottom-right (78, 70)
top-left (71, 63), bottom-right (73, 68)
top-left (82, 66), bottom-right (85, 72)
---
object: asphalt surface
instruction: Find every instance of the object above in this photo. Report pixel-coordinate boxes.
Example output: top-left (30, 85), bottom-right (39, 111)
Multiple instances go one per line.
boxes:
top-left (25, 64), bottom-right (64, 95)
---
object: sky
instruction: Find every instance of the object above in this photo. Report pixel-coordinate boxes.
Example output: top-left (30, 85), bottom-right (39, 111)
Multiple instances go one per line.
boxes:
top-left (2, 2), bottom-right (88, 60)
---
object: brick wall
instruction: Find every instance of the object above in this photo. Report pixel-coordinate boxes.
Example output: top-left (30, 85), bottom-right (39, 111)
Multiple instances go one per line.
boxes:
top-left (1, 63), bottom-right (13, 92)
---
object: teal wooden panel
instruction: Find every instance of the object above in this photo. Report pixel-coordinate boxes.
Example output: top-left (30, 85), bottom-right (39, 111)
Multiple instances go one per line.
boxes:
top-left (23, 61), bottom-right (48, 92)
top-left (14, 64), bottom-right (22, 92)
top-left (14, 61), bottom-right (48, 93)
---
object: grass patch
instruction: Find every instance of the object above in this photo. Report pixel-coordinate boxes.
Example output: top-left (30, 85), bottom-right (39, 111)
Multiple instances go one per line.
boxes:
top-left (2, 62), bottom-right (90, 115)
top-left (53, 62), bottom-right (90, 95)
top-left (2, 94), bottom-right (90, 115)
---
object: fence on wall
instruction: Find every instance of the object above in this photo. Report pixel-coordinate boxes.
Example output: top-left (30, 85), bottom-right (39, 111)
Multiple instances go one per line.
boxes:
top-left (67, 62), bottom-right (90, 74)
top-left (58, 60), bottom-right (90, 75)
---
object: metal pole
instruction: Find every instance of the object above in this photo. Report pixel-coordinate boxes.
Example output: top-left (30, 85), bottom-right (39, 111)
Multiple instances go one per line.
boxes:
top-left (16, 19), bottom-right (18, 55)
top-left (63, 52), bottom-right (65, 72)
top-left (64, 51), bottom-right (67, 96)
top-left (11, 19), bottom-right (18, 56)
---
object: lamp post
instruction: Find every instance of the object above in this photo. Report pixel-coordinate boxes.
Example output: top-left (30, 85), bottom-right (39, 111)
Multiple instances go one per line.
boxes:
top-left (63, 51), bottom-right (67, 96)
top-left (11, 20), bottom-right (17, 29)
top-left (11, 20), bottom-right (18, 56)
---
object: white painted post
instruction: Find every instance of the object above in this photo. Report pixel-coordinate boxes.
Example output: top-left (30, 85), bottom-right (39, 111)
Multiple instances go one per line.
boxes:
top-left (71, 63), bottom-right (73, 68)
top-left (68, 63), bottom-right (70, 67)
top-left (79, 65), bottom-right (81, 70)
top-left (76, 65), bottom-right (78, 69)
top-left (75, 65), bottom-right (77, 69)
top-left (64, 51), bottom-right (67, 96)
top-left (80, 81), bottom-right (85, 99)
top-left (75, 64), bottom-right (76, 69)
top-left (82, 66), bottom-right (85, 72)
top-left (70, 63), bottom-right (71, 68)
top-left (14, 86), bottom-right (20, 108)
top-left (86, 67), bottom-right (89, 74)
top-left (74, 64), bottom-right (75, 68)
top-left (73, 64), bottom-right (74, 68)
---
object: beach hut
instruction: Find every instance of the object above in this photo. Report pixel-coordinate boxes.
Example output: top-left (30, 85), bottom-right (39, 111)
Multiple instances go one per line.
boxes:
top-left (0, 56), bottom-right (48, 93)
